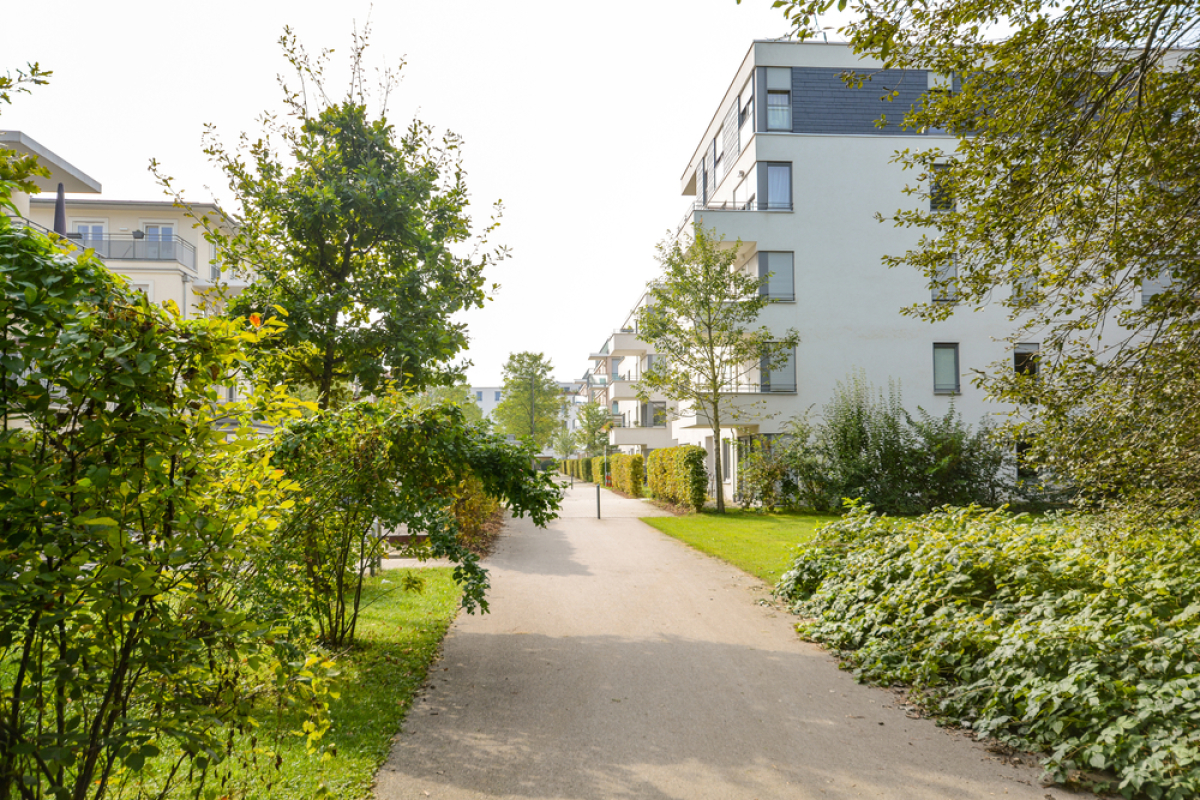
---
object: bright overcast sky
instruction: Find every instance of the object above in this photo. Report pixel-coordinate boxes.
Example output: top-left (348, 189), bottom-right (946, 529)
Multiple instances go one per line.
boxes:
top-left (2, 0), bottom-right (817, 386)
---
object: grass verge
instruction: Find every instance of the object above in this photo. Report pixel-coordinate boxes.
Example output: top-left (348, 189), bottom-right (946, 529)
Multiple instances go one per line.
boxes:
top-left (125, 568), bottom-right (462, 800)
top-left (641, 510), bottom-right (837, 584)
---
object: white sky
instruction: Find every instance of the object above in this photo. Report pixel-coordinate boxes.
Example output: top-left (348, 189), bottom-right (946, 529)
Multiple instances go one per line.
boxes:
top-left (1, 0), bottom-right (812, 386)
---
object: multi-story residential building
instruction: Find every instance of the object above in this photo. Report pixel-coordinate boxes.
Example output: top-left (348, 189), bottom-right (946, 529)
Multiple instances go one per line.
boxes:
top-left (586, 41), bottom-right (1050, 494)
top-left (5, 131), bottom-right (242, 320)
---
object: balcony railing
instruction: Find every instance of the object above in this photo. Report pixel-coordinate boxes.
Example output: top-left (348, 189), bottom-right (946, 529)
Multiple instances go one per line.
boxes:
top-left (71, 233), bottom-right (196, 272)
top-left (676, 199), bottom-right (793, 238)
top-left (6, 217), bottom-right (98, 261)
top-left (720, 381), bottom-right (797, 394)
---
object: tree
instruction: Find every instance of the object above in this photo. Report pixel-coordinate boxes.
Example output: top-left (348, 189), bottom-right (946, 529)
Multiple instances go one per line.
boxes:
top-left (574, 401), bottom-right (612, 457)
top-left (409, 384), bottom-right (484, 424)
top-left (637, 225), bottom-right (799, 512)
top-left (161, 27), bottom-right (505, 410)
top-left (549, 425), bottom-right (578, 461)
top-left (493, 352), bottom-right (564, 449)
top-left (763, 0), bottom-right (1200, 510)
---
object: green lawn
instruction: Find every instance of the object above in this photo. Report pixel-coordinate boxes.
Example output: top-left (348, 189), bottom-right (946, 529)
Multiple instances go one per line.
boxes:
top-left (642, 510), bottom-right (838, 584)
top-left (125, 568), bottom-right (462, 800)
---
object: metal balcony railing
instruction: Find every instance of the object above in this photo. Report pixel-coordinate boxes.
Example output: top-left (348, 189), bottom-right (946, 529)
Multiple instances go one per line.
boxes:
top-left (71, 233), bottom-right (196, 272)
top-left (676, 199), bottom-right (793, 238)
top-left (6, 217), bottom-right (98, 261)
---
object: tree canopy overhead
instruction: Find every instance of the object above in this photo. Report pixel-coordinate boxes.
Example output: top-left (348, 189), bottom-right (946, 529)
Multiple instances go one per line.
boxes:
top-left (167, 26), bottom-right (505, 410)
top-left (761, 0), bottom-right (1200, 510)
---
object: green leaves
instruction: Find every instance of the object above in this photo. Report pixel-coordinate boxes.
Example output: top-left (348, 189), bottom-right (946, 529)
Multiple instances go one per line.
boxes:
top-left (779, 506), bottom-right (1200, 797)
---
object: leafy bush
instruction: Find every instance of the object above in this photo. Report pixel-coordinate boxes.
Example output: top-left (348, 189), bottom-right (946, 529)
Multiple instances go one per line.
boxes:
top-left (647, 445), bottom-right (707, 511)
top-left (592, 455), bottom-right (606, 486)
top-left (778, 505), bottom-right (1200, 798)
top-left (269, 397), bottom-right (561, 645)
top-left (745, 373), bottom-right (1011, 514)
top-left (451, 475), bottom-right (501, 552)
top-left (610, 453), bottom-right (645, 497)
top-left (0, 220), bottom-right (323, 799)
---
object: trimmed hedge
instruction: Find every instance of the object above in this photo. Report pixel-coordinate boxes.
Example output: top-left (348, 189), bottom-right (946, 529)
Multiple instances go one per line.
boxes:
top-left (559, 458), bottom-right (594, 482)
top-left (591, 456), bottom-right (606, 486)
top-left (647, 445), bottom-right (707, 511)
top-left (610, 453), bottom-right (645, 498)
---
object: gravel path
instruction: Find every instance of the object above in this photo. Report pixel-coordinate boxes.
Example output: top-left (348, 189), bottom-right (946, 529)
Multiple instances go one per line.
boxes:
top-left (375, 482), bottom-right (1074, 799)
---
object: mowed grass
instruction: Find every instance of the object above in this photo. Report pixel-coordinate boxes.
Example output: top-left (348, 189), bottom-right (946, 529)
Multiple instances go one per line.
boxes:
top-left (642, 510), bottom-right (838, 585)
top-left (124, 568), bottom-right (462, 800)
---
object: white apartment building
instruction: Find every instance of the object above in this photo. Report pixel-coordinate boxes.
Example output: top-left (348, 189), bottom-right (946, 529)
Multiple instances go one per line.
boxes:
top-left (4, 132), bottom-right (242, 321)
top-left (587, 41), bottom-right (1047, 492)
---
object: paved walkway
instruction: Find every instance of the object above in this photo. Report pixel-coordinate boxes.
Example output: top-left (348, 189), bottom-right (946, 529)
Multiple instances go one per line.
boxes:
top-left (375, 482), bottom-right (1073, 799)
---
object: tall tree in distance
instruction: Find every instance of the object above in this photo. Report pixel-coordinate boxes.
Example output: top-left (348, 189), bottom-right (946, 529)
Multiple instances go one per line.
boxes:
top-left (761, 0), bottom-right (1200, 510)
top-left (574, 401), bottom-right (613, 457)
top-left (493, 352), bottom-right (564, 450)
top-left (637, 225), bottom-right (799, 513)
top-left (159, 25), bottom-right (505, 410)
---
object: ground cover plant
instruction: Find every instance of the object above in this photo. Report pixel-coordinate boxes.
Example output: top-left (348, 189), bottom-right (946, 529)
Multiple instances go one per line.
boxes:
top-left (643, 511), bottom-right (835, 584)
top-left (776, 505), bottom-right (1200, 798)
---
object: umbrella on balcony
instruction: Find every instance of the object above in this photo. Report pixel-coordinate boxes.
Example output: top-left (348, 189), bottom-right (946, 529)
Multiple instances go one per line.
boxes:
top-left (53, 183), bottom-right (66, 235)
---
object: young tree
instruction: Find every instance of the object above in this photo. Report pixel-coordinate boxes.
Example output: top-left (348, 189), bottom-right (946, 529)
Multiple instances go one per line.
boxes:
top-left (637, 225), bottom-right (799, 512)
top-left (161, 27), bottom-right (504, 409)
top-left (493, 352), bottom-right (564, 449)
top-left (575, 401), bottom-right (613, 457)
top-left (549, 425), bottom-right (578, 461)
top-left (762, 0), bottom-right (1200, 509)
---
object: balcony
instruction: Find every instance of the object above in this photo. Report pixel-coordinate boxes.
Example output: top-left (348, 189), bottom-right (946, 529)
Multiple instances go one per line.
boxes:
top-left (609, 378), bottom-right (639, 401)
top-left (610, 425), bottom-right (676, 449)
top-left (72, 233), bottom-right (196, 272)
top-left (675, 199), bottom-right (793, 239)
top-left (7, 217), bottom-right (99, 261)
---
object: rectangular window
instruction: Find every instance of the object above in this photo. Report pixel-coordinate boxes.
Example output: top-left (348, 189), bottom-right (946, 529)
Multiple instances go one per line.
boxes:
top-left (933, 343), bottom-right (960, 394)
top-left (494, 391), bottom-right (501, 402)
top-left (1014, 343), bottom-right (1039, 376)
top-left (930, 164), bottom-right (953, 211)
top-left (476, 391), bottom-right (483, 401)
top-left (739, 77), bottom-right (754, 131)
top-left (722, 438), bottom-right (732, 480)
top-left (143, 223), bottom-right (176, 261)
top-left (933, 254), bottom-right (957, 302)
top-left (74, 222), bottom-right (105, 240)
top-left (760, 162), bottom-right (792, 210)
top-left (760, 345), bottom-right (797, 393)
top-left (757, 252), bottom-right (795, 301)
top-left (766, 67), bottom-right (791, 131)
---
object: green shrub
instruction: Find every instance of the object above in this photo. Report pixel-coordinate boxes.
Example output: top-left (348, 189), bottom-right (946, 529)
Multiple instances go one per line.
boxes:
top-left (610, 453), bottom-right (645, 497)
top-left (592, 455), bottom-right (606, 486)
top-left (647, 445), bottom-right (707, 511)
top-left (751, 373), bottom-right (1011, 515)
top-left (778, 505), bottom-right (1200, 798)
top-left (581, 458), bottom-right (592, 482)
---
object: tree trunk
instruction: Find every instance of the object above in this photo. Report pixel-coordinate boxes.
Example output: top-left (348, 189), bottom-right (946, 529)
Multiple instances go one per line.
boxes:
top-left (712, 420), bottom-right (725, 513)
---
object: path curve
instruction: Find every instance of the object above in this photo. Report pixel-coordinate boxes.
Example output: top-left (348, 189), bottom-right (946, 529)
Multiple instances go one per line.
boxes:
top-left (375, 482), bottom-right (1074, 799)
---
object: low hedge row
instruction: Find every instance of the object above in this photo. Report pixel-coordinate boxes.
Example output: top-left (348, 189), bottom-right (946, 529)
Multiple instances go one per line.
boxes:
top-left (591, 456), bottom-right (606, 486)
top-left (777, 505), bottom-right (1200, 798)
top-left (609, 453), bottom-right (644, 497)
top-left (646, 445), bottom-right (707, 511)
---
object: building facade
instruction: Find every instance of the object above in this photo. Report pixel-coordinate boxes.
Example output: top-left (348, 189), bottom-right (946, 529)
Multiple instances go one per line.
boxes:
top-left (585, 41), bottom-right (1042, 494)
